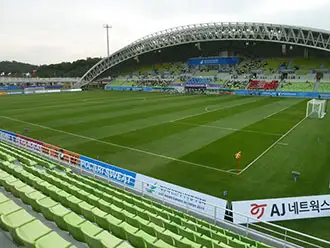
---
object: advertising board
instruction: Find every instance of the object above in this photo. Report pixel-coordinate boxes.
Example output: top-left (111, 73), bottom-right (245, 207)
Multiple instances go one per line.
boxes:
top-left (135, 174), bottom-right (227, 220)
top-left (232, 195), bottom-right (330, 224)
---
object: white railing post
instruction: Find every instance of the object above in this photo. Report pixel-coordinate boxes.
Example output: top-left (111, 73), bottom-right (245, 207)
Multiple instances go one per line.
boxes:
top-left (246, 217), bottom-right (249, 236)
top-left (142, 181), bottom-right (145, 196)
top-left (213, 206), bottom-right (217, 224)
top-left (284, 229), bottom-right (288, 248)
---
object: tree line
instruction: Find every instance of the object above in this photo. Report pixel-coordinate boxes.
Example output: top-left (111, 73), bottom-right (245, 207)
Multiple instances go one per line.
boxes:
top-left (0, 57), bottom-right (101, 77)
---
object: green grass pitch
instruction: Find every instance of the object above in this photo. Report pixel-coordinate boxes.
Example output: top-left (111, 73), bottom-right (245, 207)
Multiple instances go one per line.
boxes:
top-left (0, 91), bottom-right (330, 240)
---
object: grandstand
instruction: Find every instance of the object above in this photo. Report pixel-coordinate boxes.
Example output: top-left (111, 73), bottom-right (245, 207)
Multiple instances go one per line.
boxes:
top-left (280, 81), bottom-right (315, 92)
top-left (0, 139), bottom-right (278, 248)
top-left (317, 82), bottom-right (330, 92)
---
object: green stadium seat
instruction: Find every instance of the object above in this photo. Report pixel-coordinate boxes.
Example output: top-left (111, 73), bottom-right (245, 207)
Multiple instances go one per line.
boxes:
top-left (18, 185), bottom-right (36, 204)
top-left (35, 231), bottom-right (72, 248)
top-left (25, 191), bottom-right (47, 212)
top-left (67, 195), bottom-right (83, 214)
top-left (134, 224), bottom-right (157, 244)
top-left (81, 221), bottom-right (103, 244)
top-left (50, 204), bottom-right (72, 231)
top-left (212, 232), bottom-right (229, 244)
top-left (227, 238), bottom-right (248, 248)
top-left (116, 241), bottom-right (134, 248)
top-left (63, 212), bottom-right (86, 242)
top-left (56, 190), bottom-right (71, 206)
top-left (126, 231), bottom-right (146, 248)
top-left (5, 179), bottom-right (25, 195)
top-left (174, 239), bottom-right (193, 248)
top-left (79, 201), bottom-right (95, 222)
top-left (0, 193), bottom-right (9, 204)
top-left (0, 208), bottom-right (35, 234)
top-left (94, 230), bottom-right (123, 248)
top-left (15, 219), bottom-right (52, 247)
top-left (109, 222), bottom-right (127, 239)
top-left (37, 197), bottom-right (59, 221)
top-left (0, 200), bottom-right (21, 216)
top-left (92, 207), bottom-right (108, 229)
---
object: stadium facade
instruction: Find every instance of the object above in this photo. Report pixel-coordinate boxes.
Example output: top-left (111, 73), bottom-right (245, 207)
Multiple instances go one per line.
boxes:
top-left (74, 22), bottom-right (330, 88)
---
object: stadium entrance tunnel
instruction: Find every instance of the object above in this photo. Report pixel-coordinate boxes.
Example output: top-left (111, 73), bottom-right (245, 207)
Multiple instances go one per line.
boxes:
top-left (74, 22), bottom-right (330, 88)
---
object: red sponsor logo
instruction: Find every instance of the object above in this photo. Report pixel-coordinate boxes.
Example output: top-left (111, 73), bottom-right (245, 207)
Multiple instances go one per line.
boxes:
top-left (250, 203), bottom-right (267, 219)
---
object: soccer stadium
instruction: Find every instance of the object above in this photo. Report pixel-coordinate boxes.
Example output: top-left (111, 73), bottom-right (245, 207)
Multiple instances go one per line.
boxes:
top-left (1, 20), bottom-right (330, 248)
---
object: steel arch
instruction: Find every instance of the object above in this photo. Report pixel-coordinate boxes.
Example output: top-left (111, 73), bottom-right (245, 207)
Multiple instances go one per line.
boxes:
top-left (74, 22), bottom-right (330, 88)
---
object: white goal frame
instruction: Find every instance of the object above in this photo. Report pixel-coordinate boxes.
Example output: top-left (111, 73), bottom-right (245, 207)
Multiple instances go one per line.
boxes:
top-left (306, 99), bottom-right (327, 119)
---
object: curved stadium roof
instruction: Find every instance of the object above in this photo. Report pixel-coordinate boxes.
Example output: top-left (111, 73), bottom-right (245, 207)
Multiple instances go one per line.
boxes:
top-left (74, 22), bottom-right (330, 88)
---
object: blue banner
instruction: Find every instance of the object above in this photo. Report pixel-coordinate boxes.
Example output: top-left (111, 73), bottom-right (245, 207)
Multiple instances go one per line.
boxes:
top-left (0, 130), bottom-right (17, 142)
top-left (79, 156), bottom-right (137, 187)
top-left (235, 90), bottom-right (330, 99)
top-left (188, 57), bottom-right (239, 66)
top-left (0, 86), bottom-right (21, 90)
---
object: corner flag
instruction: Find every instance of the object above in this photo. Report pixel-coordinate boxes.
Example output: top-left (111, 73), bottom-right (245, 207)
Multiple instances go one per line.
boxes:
top-left (235, 151), bottom-right (242, 172)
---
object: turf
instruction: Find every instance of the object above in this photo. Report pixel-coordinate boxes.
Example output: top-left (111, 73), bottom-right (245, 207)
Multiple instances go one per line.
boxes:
top-left (0, 91), bottom-right (330, 241)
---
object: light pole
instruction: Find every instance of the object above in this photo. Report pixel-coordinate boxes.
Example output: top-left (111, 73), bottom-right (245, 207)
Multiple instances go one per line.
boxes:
top-left (103, 24), bottom-right (112, 57)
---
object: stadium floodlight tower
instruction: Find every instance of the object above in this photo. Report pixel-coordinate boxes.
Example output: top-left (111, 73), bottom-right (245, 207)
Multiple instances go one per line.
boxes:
top-left (103, 24), bottom-right (112, 57)
top-left (306, 99), bottom-right (327, 119)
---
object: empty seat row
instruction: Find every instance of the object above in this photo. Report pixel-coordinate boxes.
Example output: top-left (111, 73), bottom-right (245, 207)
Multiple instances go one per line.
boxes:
top-left (0, 162), bottom-right (127, 248)
top-left (0, 188), bottom-right (75, 248)
top-left (0, 141), bottom-right (69, 172)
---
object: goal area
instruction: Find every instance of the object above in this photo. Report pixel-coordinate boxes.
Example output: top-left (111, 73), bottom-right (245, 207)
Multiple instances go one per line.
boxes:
top-left (306, 99), bottom-right (327, 119)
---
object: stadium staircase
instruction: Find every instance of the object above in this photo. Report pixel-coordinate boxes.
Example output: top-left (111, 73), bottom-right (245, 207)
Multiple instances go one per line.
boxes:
top-left (0, 140), bottom-right (278, 248)
top-left (313, 80), bottom-right (320, 92)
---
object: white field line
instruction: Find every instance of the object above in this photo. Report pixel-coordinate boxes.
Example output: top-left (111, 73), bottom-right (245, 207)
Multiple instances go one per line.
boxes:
top-left (174, 121), bottom-right (283, 137)
top-left (0, 115), bottom-right (237, 175)
top-left (171, 99), bottom-right (259, 122)
top-left (238, 116), bottom-right (307, 175)
top-left (264, 106), bottom-right (290, 119)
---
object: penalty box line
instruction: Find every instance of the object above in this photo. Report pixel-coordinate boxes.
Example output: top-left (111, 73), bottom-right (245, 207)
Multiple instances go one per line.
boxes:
top-left (173, 121), bottom-right (283, 137)
top-left (0, 115), bottom-right (237, 175)
top-left (238, 116), bottom-right (307, 175)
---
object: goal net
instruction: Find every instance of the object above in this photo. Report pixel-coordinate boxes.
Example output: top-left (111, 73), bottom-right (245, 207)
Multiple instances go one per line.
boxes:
top-left (306, 99), bottom-right (327, 119)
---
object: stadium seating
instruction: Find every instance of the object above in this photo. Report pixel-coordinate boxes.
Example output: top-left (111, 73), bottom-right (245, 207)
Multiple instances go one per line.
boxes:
top-left (263, 58), bottom-right (289, 73)
top-left (291, 58), bottom-right (329, 74)
top-left (280, 82), bottom-right (315, 92)
top-left (247, 80), bottom-right (278, 90)
top-left (0, 140), bottom-right (273, 248)
top-left (317, 82), bottom-right (330, 92)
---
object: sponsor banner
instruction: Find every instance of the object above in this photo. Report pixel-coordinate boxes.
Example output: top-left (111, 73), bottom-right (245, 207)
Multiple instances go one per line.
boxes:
top-left (79, 156), bottom-right (137, 187)
top-left (235, 90), bottom-right (330, 99)
top-left (206, 89), bottom-right (235, 95)
top-left (0, 86), bottom-right (21, 90)
top-left (232, 195), bottom-right (330, 224)
top-left (105, 86), bottom-right (153, 92)
top-left (61, 89), bottom-right (82, 92)
top-left (135, 174), bottom-right (227, 220)
top-left (6, 91), bottom-right (24, 95)
top-left (188, 57), bottom-right (239, 66)
top-left (42, 143), bottom-right (80, 166)
top-left (16, 134), bottom-right (43, 153)
top-left (0, 130), bottom-right (17, 142)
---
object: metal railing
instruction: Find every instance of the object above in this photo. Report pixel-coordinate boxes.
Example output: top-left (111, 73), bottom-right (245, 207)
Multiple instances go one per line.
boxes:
top-left (1, 135), bottom-right (330, 248)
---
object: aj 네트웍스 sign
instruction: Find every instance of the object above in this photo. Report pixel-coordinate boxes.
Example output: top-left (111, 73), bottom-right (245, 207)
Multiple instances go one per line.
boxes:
top-left (232, 195), bottom-right (330, 224)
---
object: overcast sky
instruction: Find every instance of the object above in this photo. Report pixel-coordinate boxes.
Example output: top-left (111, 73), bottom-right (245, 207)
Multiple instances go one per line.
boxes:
top-left (1, 0), bottom-right (330, 64)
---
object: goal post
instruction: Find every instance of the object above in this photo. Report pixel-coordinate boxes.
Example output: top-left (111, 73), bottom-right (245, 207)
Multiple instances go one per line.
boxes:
top-left (306, 99), bottom-right (327, 119)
